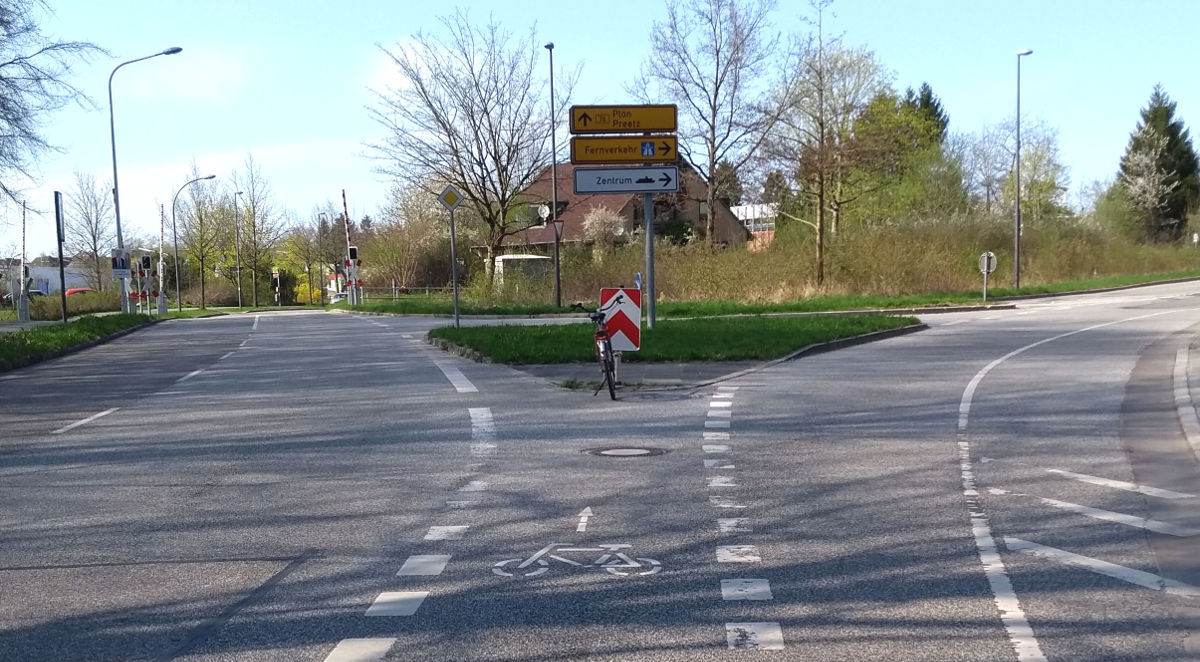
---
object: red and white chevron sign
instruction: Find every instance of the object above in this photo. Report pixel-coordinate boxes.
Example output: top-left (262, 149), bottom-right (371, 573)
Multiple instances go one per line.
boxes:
top-left (599, 287), bottom-right (642, 351)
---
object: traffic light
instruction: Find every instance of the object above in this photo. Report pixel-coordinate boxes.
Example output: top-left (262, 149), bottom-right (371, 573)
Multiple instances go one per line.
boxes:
top-left (348, 245), bottom-right (358, 261)
top-left (141, 255), bottom-right (152, 270)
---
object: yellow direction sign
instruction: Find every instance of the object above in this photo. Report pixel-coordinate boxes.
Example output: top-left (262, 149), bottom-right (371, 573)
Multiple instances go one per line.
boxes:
top-left (439, 186), bottom-right (463, 211)
top-left (570, 136), bottom-right (678, 164)
top-left (570, 104), bottom-right (677, 134)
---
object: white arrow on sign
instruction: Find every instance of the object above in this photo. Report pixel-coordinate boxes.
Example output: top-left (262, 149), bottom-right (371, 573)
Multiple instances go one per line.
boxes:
top-left (576, 507), bottom-right (593, 532)
top-left (574, 166), bottom-right (680, 195)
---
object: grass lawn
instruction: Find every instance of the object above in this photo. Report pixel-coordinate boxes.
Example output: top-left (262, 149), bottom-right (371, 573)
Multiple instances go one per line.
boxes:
top-left (0, 314), bottom-right (153, 371)
top-left (429, 314), bottom-right (919, 364)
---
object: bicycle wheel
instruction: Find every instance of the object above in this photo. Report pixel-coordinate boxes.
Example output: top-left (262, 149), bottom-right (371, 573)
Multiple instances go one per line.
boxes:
top-left (602, 340), bottom-right (617, 400)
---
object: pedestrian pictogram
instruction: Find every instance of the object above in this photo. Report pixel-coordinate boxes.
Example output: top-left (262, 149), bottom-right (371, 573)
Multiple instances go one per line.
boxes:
top-left (600, 287), bottom-right (641, 351)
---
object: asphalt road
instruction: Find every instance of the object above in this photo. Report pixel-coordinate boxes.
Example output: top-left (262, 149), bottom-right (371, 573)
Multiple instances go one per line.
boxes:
top-left (2, 283), bottom-right (1199, 661)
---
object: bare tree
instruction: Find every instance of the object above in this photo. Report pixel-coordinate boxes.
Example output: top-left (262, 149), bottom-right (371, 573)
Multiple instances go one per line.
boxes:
top-left (232, 155), bottom-right (284, 306)
top-left (370, 11), bottom-right (574, 279)
top-left (765, 0), bottom-right (889, 285)
top-left (178, 171), bottom-right (223, 308)
top-left (0, 1), bottom-right (103, 201)
top-left (64, 171), bottom-right (114, 290)
top-left (631, 0), bottom-right (785, 246)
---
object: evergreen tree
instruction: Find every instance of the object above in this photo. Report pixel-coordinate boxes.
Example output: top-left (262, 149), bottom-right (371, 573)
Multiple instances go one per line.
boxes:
top-left (903, 82), bottom-right (949, 143)
top-left (1118, 85), bottom-right (1199, 240)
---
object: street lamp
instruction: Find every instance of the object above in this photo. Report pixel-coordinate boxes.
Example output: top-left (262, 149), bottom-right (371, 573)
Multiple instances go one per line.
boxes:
top-left (545, 41), bottom-right (561, 308)
top-left (233, 191), bottom-right (244, 308)
top-left (171, 175), bottom-right (216, 311)
top-left (108, 46), bottom-right (183, 313)
top-left (1014, 48), bottom-right (1032, 290)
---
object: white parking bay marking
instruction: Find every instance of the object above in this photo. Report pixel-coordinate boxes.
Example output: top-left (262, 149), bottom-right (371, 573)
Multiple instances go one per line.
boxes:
top-left (722, 578), bottom-right (773, 601)
top-left (717, 545), bottom-right (761, 562)
top-left (710, 496), bottom-right (745, 509)
top-left (726, 622), bottom-right (784, 650)
top-left (51, 408), bottom-right (119, 435)
top-left (434, 360), bottom-right (477, 393)
top-left (323, 638), bottom-right (396, 662)
top-left (703, 444), bottom-right (731, 452)
top-left (1046, 469), bottom-right (1194, 500)
top-left (1005, 537), bottom-right (1200, 599)
top-left (708, 476), bottom-right (736, 488)
top-left (718, 518), bottom-right (752, 533)
top-left (1037, 496), bottom-right (1199, 537)
top-left (425, 525), bottom-right (468, 540)
top-left (397, 555), bottom-right (451, 576)
top-left (365, 591), bottom-right (428, 616)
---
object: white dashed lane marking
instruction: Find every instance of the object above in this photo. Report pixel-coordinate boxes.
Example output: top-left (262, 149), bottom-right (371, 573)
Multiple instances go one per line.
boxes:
top-left (707, 409), bottom-right (732, 418)
top-left (721, 578), bottom-right (773, 601)
top-left (323, 638), bottom-right (396, 661)
top-left (718, 518), bottom-right (752, 533)
top-left (704, 459), bottom-right (734, 469)
top-left (705, 420), bottom-right (731, 429)
top-left (469, 408), bottom-right (497, 455)
top-left (726, 622), bottom-right (785, 650)
top-left (396, 555), bottom-right (451, 576)
top-left (446, 500), bottom-right (479, 509)
top-left (433, 359), bottom-right (477, 393)
top-left (710, 496), bottom-right (745, 509)
top-left (365, 591), bottom-right (428, 616)
top-left (703, 444), bottom-right (731, 452)
top-left (459, 480), bottom-right (489, 492)
top-left (424, 525), bottom-right (468, 541)
top-left (716, 545), bottom-right (761, 563)
top-left (176, 369), bottom-right (203, 383)
top-left (707, 476), bottom-right (736, 488)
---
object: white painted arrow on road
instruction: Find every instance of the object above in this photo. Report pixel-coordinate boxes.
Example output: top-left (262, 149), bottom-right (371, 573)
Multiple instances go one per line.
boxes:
top-left (576, 507), bottom-right (593, 532)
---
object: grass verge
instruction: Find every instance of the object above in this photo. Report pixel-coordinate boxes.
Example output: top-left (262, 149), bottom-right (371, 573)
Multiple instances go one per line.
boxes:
top-left (429, 314), bottom-right (918, 364)
top-left (0, 314), bottom-right (152, 371)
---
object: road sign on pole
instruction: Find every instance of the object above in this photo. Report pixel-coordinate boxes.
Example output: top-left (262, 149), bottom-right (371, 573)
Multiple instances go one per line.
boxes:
top-left (439, 186), bottom-right (463, 327)
top-left (600, 287), bottom-right (642, 351)
top-left (573, 166), bottom-right (679, 194)
top-left (570, 104), bottom-right (677, 134)
top-left (570, 136), bottom-right (677, 164)
top-left (979, 251), bottom-right (997, 302)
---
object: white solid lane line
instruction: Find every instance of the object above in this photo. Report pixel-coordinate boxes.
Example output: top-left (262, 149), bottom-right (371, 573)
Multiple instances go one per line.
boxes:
top-left (1005, 537), bottom-right (1200, 599)
top-left (1036, 496), bottom-right (1199, 537)
top-left (1174, 347), bottom-right (1200, 460)
top-left (721, 578), bottom-right (773, 601)
top-left (51, 407), bottom-right (119, 435)
top-left (219, 351), bottom-right (234, 360)
top-left (176, 369), bottom-right (203, 383)
top-left (1046, 469), bottom-right (1195, 500)
top-left (433, 359), bottom-right (478, 393)
top-left (725, 622), bottom-right (784, 650)
top-left (397, 555), bottom-right (451, 576)
top-left (365, 591), bottom-right (428, 616)
top-left (323, 638), bottom-right (396, 662)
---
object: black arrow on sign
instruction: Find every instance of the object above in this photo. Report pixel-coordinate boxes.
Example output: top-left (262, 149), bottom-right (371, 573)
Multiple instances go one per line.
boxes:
top-left (578, 112), bottom-right (592, 127)
top-left (659, 172), bottom-right (673, 187)
top-left (659, 141), bottom-right (672, 156)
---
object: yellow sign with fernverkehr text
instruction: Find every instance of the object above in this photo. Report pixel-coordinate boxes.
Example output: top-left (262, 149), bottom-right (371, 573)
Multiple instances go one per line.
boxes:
top-left (570, 105), bottom-right (677, 134)
top-left (570, 136), bottom-right (678, 164)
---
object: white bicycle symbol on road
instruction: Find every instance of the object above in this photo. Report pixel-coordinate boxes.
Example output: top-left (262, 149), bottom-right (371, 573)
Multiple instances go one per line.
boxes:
top-left (492, 543), bottom-right (663, 578)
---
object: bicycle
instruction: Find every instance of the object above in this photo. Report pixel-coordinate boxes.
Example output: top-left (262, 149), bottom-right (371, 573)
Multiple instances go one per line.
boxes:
top-left (570, 295), bottom-right (624, 400)
top-left (492, 543), bottom-right (662, 578)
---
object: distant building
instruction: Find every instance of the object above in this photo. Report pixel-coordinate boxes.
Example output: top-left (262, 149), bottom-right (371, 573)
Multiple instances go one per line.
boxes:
top-left (1, 257), bottom-right (91, 295)
top-left (731, 203), bottom-right (778, 252)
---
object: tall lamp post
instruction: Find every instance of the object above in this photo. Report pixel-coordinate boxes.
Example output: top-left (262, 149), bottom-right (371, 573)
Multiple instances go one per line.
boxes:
top-left (109, 46), bottom-right (183, 313)
top-left (1014, 48), bottom-right (1032, 290)
top-left (233, 191), bottom-right (244, 307)
top-left (171, 175), bottom-right (216, 311)
top-left (545, 41), bottom-right (561, 308)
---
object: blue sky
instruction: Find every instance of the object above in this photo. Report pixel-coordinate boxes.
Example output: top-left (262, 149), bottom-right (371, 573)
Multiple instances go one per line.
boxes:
top-left (4, 0), bottom-right (1199, 257)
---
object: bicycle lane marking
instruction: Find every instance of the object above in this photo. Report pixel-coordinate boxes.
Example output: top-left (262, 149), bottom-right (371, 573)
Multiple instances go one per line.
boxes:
top-left (702, 385), bottom-right (784, 650)
top-left (956, 309), bottom-right (1187, 662)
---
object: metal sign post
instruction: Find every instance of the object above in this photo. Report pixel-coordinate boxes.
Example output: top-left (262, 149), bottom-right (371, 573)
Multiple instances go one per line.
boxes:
top-left (54, 192), bottom-right (68, 323)
top-left (979, 251), bottom-right (997, 302)
top-left (439, 186), bottom-right (463, 327)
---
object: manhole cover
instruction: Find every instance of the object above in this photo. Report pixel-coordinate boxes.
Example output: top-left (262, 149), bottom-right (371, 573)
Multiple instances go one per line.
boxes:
top-left (583, 447), bottom-right (668, 457)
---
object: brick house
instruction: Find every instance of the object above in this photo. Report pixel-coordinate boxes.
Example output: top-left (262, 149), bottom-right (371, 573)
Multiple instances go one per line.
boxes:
top-left (501, 162), bottom-right (749, 253)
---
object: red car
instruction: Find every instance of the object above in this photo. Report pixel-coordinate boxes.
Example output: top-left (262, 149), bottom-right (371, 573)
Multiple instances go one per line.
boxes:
top-left (65, 287), bottom-right (96, 296)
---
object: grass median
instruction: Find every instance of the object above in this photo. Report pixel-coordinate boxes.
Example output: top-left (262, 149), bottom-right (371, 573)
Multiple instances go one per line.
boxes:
top-left (429, 313), bottom-right (919, 364)
top-left (0, 314), bottom-right (152, 371)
